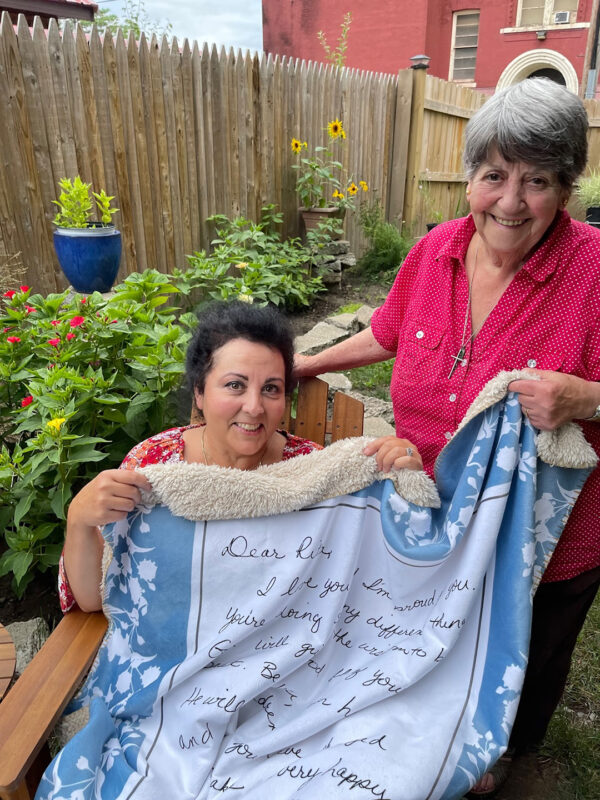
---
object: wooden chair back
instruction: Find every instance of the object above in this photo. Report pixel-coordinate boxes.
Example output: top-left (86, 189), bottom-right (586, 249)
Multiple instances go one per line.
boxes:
top-left (0, 378), bottom-right (364, 800)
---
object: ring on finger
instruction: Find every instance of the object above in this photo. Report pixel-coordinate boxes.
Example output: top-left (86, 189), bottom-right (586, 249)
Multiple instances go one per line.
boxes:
top-left (523, 408), bottom-right (530, 419)
top-left (406, 446), bottom-right (413, 457)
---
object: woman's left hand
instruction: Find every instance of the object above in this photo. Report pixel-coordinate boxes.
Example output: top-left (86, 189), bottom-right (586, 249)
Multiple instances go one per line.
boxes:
top-left (363, 436), bottom-right (423, 472)
top-left (508, 370), bottom-right (600, 430)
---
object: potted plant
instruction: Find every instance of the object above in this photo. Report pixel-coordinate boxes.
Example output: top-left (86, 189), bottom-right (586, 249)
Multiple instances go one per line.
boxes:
top-left (575, 171), bottom-right (600, 228)
top-left (52, 176), bottom-right (121, 293)
top-left (291, 119), bottom-right (367, 236)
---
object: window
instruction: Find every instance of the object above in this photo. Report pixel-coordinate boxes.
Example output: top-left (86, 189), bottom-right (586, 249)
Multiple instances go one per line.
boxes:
top-left (450, 11), bottom-right (480, 83)
top-left (517, 0), bottom-right (578, 27)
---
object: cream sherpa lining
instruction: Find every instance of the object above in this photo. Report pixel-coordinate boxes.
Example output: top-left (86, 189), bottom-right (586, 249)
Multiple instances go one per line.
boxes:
top-left (98, 373), bottom-right (597, 603)
top-left (452, 370), bottom-right (598, 470)
top-left (135, 370), bottom-right (596, 522)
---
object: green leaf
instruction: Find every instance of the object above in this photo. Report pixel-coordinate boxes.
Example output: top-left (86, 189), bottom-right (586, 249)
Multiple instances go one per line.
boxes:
top-left (14, 492), bottom-right (35, 527)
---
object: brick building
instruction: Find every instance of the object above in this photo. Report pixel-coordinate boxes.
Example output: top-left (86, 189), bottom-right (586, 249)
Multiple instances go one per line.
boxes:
top-left (262, 0), bottom-right (600, 96)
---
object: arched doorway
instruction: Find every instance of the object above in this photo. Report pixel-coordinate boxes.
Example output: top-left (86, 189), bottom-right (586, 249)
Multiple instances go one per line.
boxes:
top-left (496, 50), bottom-right (578, 93)
top-left (526, 67), bottom-right (566, 85)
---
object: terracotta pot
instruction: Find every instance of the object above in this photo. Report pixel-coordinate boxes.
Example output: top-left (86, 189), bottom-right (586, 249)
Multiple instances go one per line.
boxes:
top-left (300, 206), bottom-right (345, 237)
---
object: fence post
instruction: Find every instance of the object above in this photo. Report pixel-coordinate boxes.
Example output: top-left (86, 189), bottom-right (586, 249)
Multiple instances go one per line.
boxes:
top-left (386, 69), bottom-right (413, 229)
top-left (402, 56), bottom-right (429, 231)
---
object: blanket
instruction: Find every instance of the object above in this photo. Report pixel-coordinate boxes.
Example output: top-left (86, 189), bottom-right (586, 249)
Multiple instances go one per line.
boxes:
top-left (37, 373), bottom-right (596, 800)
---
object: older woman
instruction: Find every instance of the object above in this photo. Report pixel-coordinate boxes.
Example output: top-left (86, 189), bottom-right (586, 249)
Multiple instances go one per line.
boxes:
top-left (295, 78), bottom-right (600, 795)
top-left (61, 300), bottom-right (418, 614)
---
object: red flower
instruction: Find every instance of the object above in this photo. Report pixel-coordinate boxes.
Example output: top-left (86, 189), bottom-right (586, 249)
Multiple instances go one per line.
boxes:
top-left (25, 305), bottom-right (36, 314)
top-left (66, 332), bottom-right (75, 341)
top-left (19, 285), bottom-right (30, 293)
top-left (3, 290), bottom-right (16, 299)
top-left (81, 297), bottom-right (87, 304)
top-left (110, 319), bottom-right (118, 324)
top-left (50, 320), bottom-right (60, 326)
top-left (69, 316), bottom-right (85, 328)
top-left (7, 336), bottom-right (21, 343)
top-left (3, 327), bottom-right (12, 333)
top-left (21, 395), bottom-right (33, 407)
top-left (48, 338), bottom-right (61, 347)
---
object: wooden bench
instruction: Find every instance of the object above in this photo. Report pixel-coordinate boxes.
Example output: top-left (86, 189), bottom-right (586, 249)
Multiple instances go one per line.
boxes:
top-left (0, 377), bottom-right (363, 800)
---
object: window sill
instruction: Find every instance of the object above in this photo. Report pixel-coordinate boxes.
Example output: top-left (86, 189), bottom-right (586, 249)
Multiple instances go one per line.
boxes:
top-left (500, 23), bottom-right (590, 33)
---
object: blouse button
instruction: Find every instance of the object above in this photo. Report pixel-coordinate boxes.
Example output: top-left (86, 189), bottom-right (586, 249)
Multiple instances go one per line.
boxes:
top-left (449, 393), bottom-right (457, 402)
top-left (527, 358), bottom-right (537, 368)
top-left (416, 330), bottom-right (424, 339)
top-left (444, 431), bottom-right (452, 440)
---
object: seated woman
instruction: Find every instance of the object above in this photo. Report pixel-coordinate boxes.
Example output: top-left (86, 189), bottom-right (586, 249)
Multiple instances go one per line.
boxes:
top-left (60, 299), bottom-right (421, 613)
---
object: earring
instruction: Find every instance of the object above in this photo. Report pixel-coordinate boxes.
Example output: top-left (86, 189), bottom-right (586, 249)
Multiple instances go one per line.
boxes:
top-left (466, 189), bottom-right (471, 198)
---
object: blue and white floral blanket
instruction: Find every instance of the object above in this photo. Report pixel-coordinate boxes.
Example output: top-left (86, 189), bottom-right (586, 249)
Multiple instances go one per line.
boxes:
top-left (38, 373), bottom-right (596, 800)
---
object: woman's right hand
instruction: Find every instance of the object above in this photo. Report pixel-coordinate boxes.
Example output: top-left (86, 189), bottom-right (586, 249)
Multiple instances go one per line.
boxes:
top-left (67, 469), bottom-right (152, 529)
top-left (64, 470), bottom-right (152, 611)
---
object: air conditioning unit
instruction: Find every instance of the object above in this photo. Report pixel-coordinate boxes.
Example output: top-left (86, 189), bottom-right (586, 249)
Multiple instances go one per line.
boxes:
top-left (553, 10), bottom-right (570, 23)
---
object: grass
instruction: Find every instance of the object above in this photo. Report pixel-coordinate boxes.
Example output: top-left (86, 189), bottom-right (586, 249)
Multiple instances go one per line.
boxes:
top-left (334, 302), bottom-right (362, 314)
top-left (541, 591), bottom-right (600, 799)
top-left (344, 359), bottom-right (394, 400)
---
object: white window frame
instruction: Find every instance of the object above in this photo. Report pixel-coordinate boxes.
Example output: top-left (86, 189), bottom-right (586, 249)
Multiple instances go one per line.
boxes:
top-left (449, 9), bottom-right (480, 84)
top-left (516, 0), bottom-right (579, 28)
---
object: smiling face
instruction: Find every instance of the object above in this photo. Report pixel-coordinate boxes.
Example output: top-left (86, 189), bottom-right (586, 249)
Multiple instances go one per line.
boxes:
top-left (194, 337), bottom-right (286, 467)
top-left (467, 149), bottom-right (569, 261)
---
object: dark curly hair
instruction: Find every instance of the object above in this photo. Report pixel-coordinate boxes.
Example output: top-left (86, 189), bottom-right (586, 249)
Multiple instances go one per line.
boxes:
top-left (185, 301), bottom-right (295, 400)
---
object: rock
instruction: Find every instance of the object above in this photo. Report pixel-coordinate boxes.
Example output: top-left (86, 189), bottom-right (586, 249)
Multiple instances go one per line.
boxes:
top-left (295, 322), bottom-right (349, 355)
top-left (356, 305), bottom-right (375, 329)
top-left (321, 240), bottom-right (350, 256)
top-left (363, 417), bottom-right (396, 438)
top-left (318, 372), bottom-right (353, 392)
top-left (6, 617), bottom-right (50, 677)
top-left (348, 391), bottom-right (395, 425)
top-left (340, 254), bottom-right (357, 269)
top-left (50, 707), bottom-right (90, 754)
top-left (326, 312), bottom-right (359, 334)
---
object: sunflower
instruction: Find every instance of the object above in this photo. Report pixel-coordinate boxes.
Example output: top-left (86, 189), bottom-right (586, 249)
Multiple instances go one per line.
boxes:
top-left (347, 182), bottom-right (358, 196)
top-left (359, 180), bottom-right (369, 192)
top-left (290, 138), bottom-right (303, 154)
top-left (327, 118), bottom-right (344, 139)
top-left (333, 189), bottom-right (345, 199)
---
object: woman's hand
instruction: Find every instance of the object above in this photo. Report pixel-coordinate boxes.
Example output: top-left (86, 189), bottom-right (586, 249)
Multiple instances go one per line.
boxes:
top-left (508, 370), bottom-right (600, 430)
top-left (64, 470), bottom-right (152, 611)
top-left (363, 436), bottom-right (423, 472)
top-left (67, 469), bottom-right (152, 529)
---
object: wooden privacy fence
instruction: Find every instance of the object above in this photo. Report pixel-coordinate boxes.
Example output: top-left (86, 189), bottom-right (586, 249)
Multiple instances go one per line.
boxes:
top-left (0, 14), bottom-right (408, 294)
top-left (2, 12), bottom-right (600, 296)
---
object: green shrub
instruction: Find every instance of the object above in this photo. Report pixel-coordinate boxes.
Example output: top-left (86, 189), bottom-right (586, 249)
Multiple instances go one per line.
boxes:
top-left (0, 271), bottom-right (195, 595)
top-left (175, 205), bottom-right (327, 310)
top-left (356, 201), bottom-right (412, 282)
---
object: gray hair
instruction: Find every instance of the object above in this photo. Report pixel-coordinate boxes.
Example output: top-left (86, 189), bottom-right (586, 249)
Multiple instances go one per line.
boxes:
top-left (463, 78), bottom-right (588, 190)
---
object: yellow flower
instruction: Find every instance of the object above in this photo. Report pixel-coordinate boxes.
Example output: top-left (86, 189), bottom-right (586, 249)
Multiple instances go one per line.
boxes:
top-left (238, 293), bottom-right (254, 304)
top-left (333, 189), bottom-right (344, 199)
top-left (235, 262), bottom-right (248, 270)
top-left (359, 180), bottom-right (369, 192)
top-left (327, 118), bottom-right (344, 139)
top-left (291, 138), bottom-right (303, 154)
top-left (47, 417), bottom-right (66, 432)
top-left (347, 182), bottom-right (358, 196)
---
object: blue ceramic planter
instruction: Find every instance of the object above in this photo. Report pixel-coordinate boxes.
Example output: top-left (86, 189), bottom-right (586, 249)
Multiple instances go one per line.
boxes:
top-left (53, 224), bottom-right (122, 293)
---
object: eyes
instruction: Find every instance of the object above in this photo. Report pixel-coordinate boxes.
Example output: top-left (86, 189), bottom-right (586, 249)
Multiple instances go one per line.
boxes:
top-left (479, 171), bottom-right (552, 192)
top-left (224, 379), bottom-right (282, 396)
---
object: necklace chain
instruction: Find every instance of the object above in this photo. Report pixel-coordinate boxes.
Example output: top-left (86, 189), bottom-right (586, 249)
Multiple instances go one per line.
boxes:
top-left (448, 244), bottom-right (479, 379)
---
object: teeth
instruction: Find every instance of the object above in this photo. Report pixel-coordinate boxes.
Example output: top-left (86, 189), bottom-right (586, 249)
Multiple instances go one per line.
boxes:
top-left (236, 423), bottom-right (261, 431)
top-left (494, 216), bottom-right (526, 227)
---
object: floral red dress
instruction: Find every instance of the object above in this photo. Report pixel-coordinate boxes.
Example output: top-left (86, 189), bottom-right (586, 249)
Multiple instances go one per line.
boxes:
top-left (58, 426), bottom-right (321, 613)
